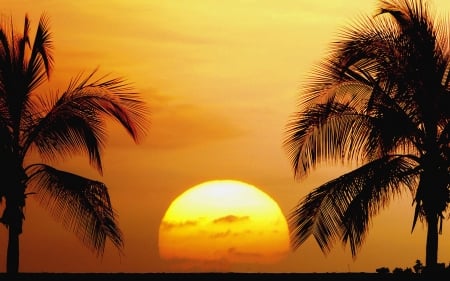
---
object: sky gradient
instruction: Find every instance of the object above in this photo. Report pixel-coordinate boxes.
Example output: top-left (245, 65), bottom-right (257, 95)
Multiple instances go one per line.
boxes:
top-left (1, 0), bottom-right (450, 273)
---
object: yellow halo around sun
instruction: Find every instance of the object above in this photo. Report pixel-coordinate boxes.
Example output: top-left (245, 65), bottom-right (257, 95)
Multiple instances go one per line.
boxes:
top-left (158, 179), bottom-right (290, 271)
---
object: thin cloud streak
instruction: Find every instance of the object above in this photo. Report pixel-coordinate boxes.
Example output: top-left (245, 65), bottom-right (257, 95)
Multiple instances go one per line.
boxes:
top-left (160, 220), bottom-right (197, 231)
top-left (213, 215), bottom-right (250, 224)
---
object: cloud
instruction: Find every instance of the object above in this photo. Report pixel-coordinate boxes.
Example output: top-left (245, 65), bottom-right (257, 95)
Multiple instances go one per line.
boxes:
top-left (105, 90), bottom-right (245, 149)
top-left (212, 215), bottom-right (250, 224)
top-left (143, 92), bottom-right (245, 149)
top-left (209, 230), bottom-right (232, 239)
top-left (228, 247), bottom-right (263, 259)
top-left (160, 220), bottom-right (197, 231)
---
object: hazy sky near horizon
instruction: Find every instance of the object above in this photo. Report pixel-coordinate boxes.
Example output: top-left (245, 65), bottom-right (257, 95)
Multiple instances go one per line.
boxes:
top-left (1, 0), bottom-right (450, 273)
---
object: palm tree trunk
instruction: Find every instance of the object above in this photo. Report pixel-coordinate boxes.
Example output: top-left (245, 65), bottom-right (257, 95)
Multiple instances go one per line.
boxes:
top-left (6, 225), bottom-right (20, 274)
top-left (425, 213), bottom-right (438, 270)
top-left (4, 166), bottom-right (27, 274)
top-left (4, 196), bottom-right (24, 274)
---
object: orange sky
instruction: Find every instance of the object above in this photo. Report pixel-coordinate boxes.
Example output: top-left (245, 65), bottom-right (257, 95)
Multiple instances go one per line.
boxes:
top-left (2, 0), bottom-right (450, 274)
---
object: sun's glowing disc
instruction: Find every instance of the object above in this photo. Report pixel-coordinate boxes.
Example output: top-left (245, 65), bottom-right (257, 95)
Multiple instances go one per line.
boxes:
top-left (158, 179), bottom-right (290, 271)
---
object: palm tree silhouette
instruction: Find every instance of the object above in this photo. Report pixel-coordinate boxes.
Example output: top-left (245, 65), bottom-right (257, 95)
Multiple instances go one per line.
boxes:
top-left (0, 14), bottom-right (149, 273)
top-left (283, 0), bottom-right (450, 272)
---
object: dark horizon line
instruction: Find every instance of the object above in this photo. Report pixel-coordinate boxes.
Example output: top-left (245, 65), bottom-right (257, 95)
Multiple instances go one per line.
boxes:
top-left (0, 271), bottom-right (441, 281)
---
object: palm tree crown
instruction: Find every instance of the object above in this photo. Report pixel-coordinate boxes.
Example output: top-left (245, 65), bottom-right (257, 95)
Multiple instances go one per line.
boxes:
top-left (0, 13), bottom-right (150, 273)
top-left (283, 0), bottom-right (450, 269)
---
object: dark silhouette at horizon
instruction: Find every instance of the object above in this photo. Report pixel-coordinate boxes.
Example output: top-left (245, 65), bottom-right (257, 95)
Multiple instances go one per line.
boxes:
top-left (2, 271), bottom-right (450, 281)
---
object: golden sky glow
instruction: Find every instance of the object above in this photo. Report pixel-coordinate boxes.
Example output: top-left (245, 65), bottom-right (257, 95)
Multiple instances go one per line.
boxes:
top-left (1, 0), bottom-right (450, 274)
top-left (159, 180), bottom-right (289, 271)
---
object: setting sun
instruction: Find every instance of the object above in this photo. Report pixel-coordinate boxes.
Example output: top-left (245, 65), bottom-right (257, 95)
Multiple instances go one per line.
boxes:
top-left (158, 180), bottom-right (290, 271)
top-left (5, 0), bottom-right (450, 275)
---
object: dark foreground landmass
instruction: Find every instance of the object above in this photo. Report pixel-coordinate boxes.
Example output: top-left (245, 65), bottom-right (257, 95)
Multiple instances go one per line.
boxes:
top-left (0, 273), bottom-right (447, 281)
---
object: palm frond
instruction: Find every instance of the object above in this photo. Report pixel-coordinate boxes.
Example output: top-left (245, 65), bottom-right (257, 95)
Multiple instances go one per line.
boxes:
top-left (289, 155), bottom-right (419, 256)
top-left (284, 97), bottom-right (372, 179)
top-left (0, 13), bottom-right (53, 141)
top-left (0, 20), bottom-right (12, 67)
top-left (24, 70), bottom-right (150, 173)
top-left (298, 12), bottom-right (398, 109)
top-left (26, 164), bottom-right (123, 257)
top-left (64, 69), bottom-right (150, 143)
top-left (367, 96), bottom-right (421, 156)
top-left (18, 14), bottom-right (30, 68)
top-left (26, 91), bottom-right (105, 172)
top-left (26, 12), bottom-right (53, 93)
top-left (340, 155), bottom-right (419, 255)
